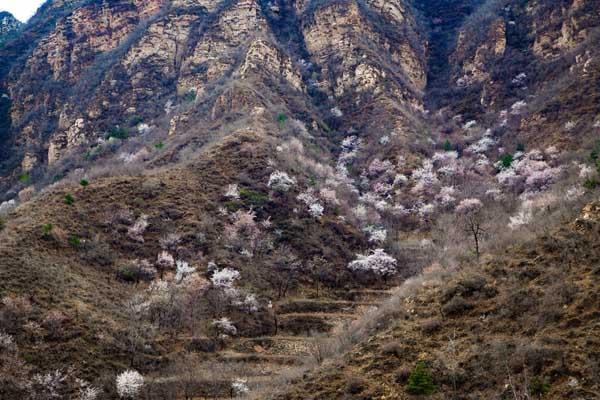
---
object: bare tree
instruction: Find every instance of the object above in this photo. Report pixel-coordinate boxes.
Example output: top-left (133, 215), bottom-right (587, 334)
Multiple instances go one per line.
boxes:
top-left (264, 246), bottom-right (302, 299)
top-left (456, 198), bottom-right (486, 260)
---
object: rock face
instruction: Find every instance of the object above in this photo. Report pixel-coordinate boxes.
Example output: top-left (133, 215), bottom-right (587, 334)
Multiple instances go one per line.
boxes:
top-left (0, 12), bottom-right (21, 37)
top-left (0, 0), bottom-right (430, 187)
top-left (0, 0), bottom-right (598, 187)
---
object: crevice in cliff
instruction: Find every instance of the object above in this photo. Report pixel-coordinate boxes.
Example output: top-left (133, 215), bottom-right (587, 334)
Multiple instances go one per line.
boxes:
top-left (414, 0), bottom-right (480, 109)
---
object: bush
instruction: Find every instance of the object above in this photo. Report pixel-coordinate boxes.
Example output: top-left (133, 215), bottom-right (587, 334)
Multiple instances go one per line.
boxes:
top-left (79, 179), bottom-right (89, 187)
top-left (499, 154), bottom-right (514, 169)
top-left (406, 361), bottom-right (436, 395)
top-left (443, 139), bottom-right (453, 151)
top-left (529, 376), bottom-right (550, 398)
top-left (42, 224), bottom-right (53, 236)
top-left (345, 376), bottom-right (366, 394)
top-left (18, 173), bottom-right (30, 184)
top-left (68, 235), bottom-right (81, 247)
top-left (117, 266), bottom-right (137, 283)
top-left (106, 126), bottom-right (129, 140)
top-left (239, 188), bottom-right (269, 207)
top-left (584, 178), bottom-right (599, 189)
top-left (64, 194), bottom-right (74, 205)
top-left (442, 295), bottom-right (473, 316)
top-left (0, 217), bottom-right (5, 232)
top-left (277, 113), bottom-right (288, 126)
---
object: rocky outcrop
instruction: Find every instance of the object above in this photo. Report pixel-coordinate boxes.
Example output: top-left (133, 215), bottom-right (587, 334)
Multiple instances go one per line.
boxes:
top-left (0, 12), bottom-right (21, 37)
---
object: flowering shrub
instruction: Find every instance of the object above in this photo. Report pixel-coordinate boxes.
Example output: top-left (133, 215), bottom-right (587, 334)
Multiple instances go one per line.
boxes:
top-left (456, 198), bottom-right (483, 214)
top-left (224, 184), bottom-right (240, 199)
top-left (463, 120), bottom-right (477, 129)
top-left (268, 171), bottom-right (296, 192)
top-left (368, 158), bottom-right (393, 177)
top-left (116, 370), bottom-right (144, 399)
top-left (224, 210), bottom-right (262, 252)
top-left (466, 132), bottom-right (496, 154)
top-left (512, 72), bottom-right (527, 85)
top-left (156, 251), bottom-right (175, 271)
top-left (211, 267), bottom-right (241, 289)
top-left (232, 378), bottom-right (250, 396)
top-left (127, 215), bottom-right (149, 243)
top-left (159, 233), bottom-right (181, 250)
top-left (297, 190), bottom-right (325, 218)
top-left (564, 121), bottom-right (577, 131)
top-left (364, 226), bottom-right (387, 243)
top-left (28, 370), bottom-right (69, 399)
top-left (347, 249), bottom-right (397, 277)
top-left (330, 106), bottom-right (343, 117)
top-left (212, 317), bottom-right (237, 336)
top-left (496, 151), bottom-right (562, 193)
top-left (338, 136), bottom-right (362, 165)
top-left (436, 186), bottom-right (456, 206)
top-left (411, 160), bottom-right (438, 195)
top-left (174, 260), bottom-right (195, 283)
top-left (511, 100), bottom-right (527, 115)
top-left (0, 199), bottom-right (16, 215)
top-left (233, 294), bottom-right (259, 313)
top-left (309, 203), bottom-right (324, 218)
top-left (78, 386), bottom-right (101, 400)
top-left (0, 331), bottom-right (15, 350)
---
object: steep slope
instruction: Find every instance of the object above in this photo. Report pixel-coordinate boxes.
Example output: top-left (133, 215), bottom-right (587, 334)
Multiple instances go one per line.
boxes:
top-left (278, 202), bottom-right (600, 399)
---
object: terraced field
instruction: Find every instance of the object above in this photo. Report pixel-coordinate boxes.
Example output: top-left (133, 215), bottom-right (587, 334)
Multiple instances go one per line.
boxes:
top-left (148, 289), bottom-right (395, 399)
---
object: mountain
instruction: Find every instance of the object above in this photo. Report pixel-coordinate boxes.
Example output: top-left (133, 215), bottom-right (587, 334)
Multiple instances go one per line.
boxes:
top-left (0, 0), bottom-right (599, 398)
top-left (0, 12), bottom-right (22, 47)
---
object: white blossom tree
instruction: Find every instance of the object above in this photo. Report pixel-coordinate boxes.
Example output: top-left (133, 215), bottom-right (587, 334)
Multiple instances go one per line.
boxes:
top-left (268, 171), bottom-right (296, 192)
top-left (348, 249), bottom-right (397, 279)
top-left (116, 370), bottom-right (144, 399)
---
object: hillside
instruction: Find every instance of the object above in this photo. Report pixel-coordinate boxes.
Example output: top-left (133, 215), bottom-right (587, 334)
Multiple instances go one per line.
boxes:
top-left (277, 202), bottom-right (600, 399)
top-left (0, 0), bottom-right (599, 398)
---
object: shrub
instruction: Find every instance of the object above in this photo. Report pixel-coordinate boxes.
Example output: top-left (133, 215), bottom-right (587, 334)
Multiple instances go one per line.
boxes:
top-left (0, 216), bottom-right (5, 232)
top-left (183, 89), bottom-right (197, 103)
top-left (443, 139), bottom-right (453, 151)
top-left (69, 235), bottom-right (81, 247)
top-left (239, 188), bottom-right (269, 206)
top-left (64, 194), bottom-right (74, 205)
top-left (116, 370), bottom-right (144, 399)
top-left (406, 361), bottom-right (437, 395)
top-left (347, 249), bottom-right (397, 279)
top-left (499, 154), bottom-right (514, 169)
top-left (268, 171), bottom-right (296, 192)
top-left (18, 173), bottom-right (30, 184)
top-left (584, 178), bottom-right (599, 189)
top-left (107, 126), bottom-right (129, 140)
top-left (442, 295), bottom-right (473, 316)
top-left (79, 179), bottom-right (89, 187)
top-left (42, 224), bottom-right (53, 236)
top-left (345, 376), bottom-right (366, 394)
top-left (154, 141), bottom-right (164, 150)
top-left (117, 266), bottom-right (138, 283)
top-left (529, 376), bottom-right (550, 398)
top-left (277, 113), bottom-right (288, 126)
